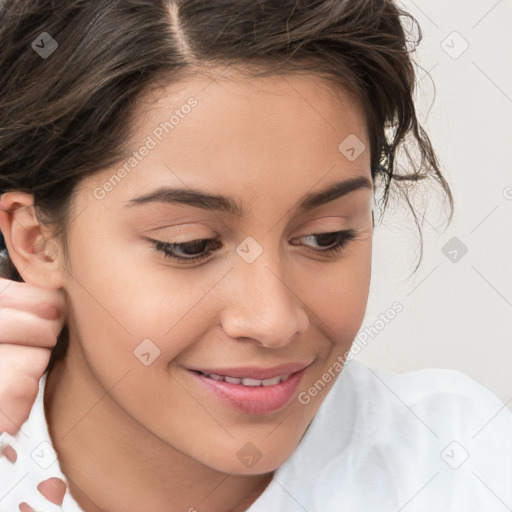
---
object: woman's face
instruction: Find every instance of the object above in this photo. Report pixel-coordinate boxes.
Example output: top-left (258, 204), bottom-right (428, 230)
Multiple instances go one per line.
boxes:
top-left (60, 71), bottom-right (373, 474)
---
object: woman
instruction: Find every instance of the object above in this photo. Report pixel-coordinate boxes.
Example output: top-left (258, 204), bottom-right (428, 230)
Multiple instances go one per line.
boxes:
top-left (1, 1), bottom-right (511, 511)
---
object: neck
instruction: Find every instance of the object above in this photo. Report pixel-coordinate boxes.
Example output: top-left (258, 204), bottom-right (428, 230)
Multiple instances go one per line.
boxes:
top-left (43, 345), bottom-right (274, 512)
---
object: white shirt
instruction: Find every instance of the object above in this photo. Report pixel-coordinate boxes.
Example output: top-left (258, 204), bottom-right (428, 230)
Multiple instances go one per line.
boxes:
top-left (1, 359), bottom-right (511, 512)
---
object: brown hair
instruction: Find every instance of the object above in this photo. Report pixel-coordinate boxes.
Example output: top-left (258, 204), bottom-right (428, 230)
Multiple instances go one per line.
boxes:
top-left (0, 0), bottom-right (453, 374)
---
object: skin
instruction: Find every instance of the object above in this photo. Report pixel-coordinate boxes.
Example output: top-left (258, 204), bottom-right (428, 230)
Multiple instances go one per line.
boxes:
top-left (0, 273), bottom-right (68, 505)
top-left (0, 276), bottom-right (66, 435)
top-left (0, 71), bottom-right (373, 512)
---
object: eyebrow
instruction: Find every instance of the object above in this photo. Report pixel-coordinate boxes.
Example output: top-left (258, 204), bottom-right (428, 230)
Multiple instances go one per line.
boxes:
top-left (125, 175), bottom-right (373, 216)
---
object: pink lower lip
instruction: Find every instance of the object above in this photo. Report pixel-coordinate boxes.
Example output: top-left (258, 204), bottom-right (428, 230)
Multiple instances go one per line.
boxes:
top-left (189, 369), bottom-right (306, 415)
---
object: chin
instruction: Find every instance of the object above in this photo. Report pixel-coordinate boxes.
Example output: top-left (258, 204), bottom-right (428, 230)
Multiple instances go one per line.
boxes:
top-left (196, 440), bottom-right (298, 476)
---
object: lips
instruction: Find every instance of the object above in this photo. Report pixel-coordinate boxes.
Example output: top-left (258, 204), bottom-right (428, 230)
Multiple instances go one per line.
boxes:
top-left (186, 362), bottom-right (310, 415)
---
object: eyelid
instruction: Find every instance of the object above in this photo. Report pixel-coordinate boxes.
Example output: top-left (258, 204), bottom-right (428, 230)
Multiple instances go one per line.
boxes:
top-left (145, 223), bottom-right (216, 238)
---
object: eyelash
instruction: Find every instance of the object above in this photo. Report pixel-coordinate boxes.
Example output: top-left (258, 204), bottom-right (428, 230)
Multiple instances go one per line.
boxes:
top-left (149, 229), bottom-right (358, 265)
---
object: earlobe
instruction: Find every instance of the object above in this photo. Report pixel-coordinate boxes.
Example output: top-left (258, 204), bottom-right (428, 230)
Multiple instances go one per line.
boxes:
top-left (0, 191), bottom-right (65, 290)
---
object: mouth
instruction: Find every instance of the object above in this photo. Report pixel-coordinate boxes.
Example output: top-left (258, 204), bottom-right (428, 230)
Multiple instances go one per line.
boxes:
top-left (186, 363), bottom-right (310, 415)
top-left (194, 371), bottom-right (292, 387)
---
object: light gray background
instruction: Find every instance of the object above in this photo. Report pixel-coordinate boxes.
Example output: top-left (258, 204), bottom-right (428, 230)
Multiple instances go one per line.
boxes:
top-left (354, 0), bottom-right (512, 410)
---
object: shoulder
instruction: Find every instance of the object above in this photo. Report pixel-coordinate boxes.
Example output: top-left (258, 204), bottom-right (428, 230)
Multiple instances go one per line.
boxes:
top-left (337, 359), bottom-right (512, 453)
top-left (263, 360), bottom-right (512, 512)
top-left (343, 359), bottom-right (511, 419)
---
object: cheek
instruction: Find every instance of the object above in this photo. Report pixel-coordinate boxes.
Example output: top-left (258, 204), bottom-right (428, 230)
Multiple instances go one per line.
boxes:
top-left (62, 239), bottom-right (221, 379)
top-left (303, 240), bottom-right (372, 344)
top-left (64, 230), bottom-right (371, 377)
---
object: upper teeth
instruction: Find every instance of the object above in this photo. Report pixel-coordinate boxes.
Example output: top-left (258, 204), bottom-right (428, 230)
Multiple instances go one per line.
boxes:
top-left (204, 373), bottom-right (290, 386)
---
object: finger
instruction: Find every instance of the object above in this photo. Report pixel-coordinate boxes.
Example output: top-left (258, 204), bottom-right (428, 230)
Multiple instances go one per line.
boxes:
top-left (37, 477), bottom-right (67, 506)
top-left (0, 278), bottom-right (66, 320)
top-left (0, 345), bottom-right (51, 434)
top-left (0, 374), bottom-right (42, 435)
top-left (0, 343), bottom-right (52, 377)
top-left (0, 307), bottom-right (63, 348)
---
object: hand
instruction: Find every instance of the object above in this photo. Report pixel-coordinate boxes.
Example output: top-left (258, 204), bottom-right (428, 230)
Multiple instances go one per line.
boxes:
top-left (0, 278), bottom-right (68, 510)
top-left (0, 277), bottom-right (66, 435)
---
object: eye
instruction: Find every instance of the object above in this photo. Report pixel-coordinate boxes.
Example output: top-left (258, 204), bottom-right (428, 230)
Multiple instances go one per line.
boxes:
top-left (290, 229), bottom-right (358, 257)
top-left (147, 229), bottom-right (358, 265)
top-left (149, 237), bottom-right (222, 264)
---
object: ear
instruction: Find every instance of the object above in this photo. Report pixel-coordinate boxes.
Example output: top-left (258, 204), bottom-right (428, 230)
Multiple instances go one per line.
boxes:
top-left (0, 191), bottom-right (66, 290)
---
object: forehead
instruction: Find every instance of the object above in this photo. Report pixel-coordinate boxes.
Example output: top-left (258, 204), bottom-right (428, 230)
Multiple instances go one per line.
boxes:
top-left (132, 70), bottom-right (368, 151)
top-left (76, 71), bottom-right (371, 215)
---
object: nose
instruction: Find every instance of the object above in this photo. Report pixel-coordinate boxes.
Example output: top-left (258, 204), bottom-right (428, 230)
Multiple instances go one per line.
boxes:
top-left (220, 255), bottom-right (310, 349)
